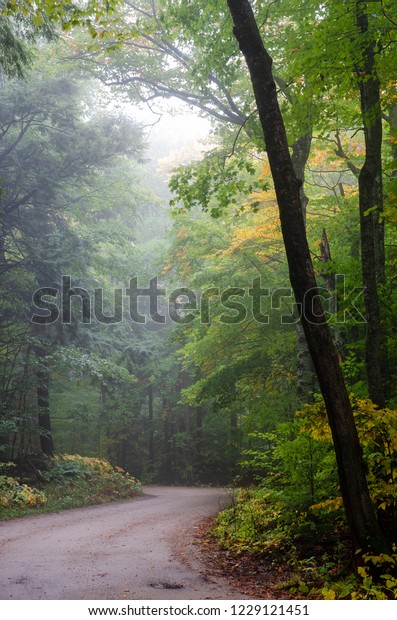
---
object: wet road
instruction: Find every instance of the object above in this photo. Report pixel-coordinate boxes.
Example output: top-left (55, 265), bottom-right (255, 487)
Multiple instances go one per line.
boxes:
top-left (0, 486), bottom-right (244, 600)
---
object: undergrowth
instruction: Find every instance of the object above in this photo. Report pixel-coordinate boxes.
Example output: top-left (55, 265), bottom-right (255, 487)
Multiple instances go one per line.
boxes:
top-left (0, 454), bottom-right (141, 519)
top-left (212, 397), bottom-right (397, 600)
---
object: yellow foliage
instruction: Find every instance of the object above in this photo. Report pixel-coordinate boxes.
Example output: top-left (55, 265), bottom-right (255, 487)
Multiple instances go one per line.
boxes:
top-left (310, 497), bottom-right (343, 513)
top-left (383, 206), bottom-right (397, 223)
top-left (161, 259), bottom-right (172, 276)
top-left (299, 397), bottom-right (397, 514)
top-left (177, 225), bottom-right (188, 238)
top-left (218, 202), bottom-right (283, 260)
top-left (0, 476), bottom-right (47, 508)
top-left (322, 588), bottom-right (336, 600)
top-left (55, 454), bottom-right (114, 475)
top-left (341, 184), bottom-right (359, 198)
top-left (260, 162), bottom-right (271, 178)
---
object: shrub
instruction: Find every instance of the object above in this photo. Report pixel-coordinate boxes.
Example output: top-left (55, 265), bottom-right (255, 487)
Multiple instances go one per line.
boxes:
top-left (0, 454), bottom-right (141, 518)
top-left (214, 395), bottom-right (397, 599)
top-left (0, 475), bottom-right (46, 508)
top-left (213, 487), bottom-right (287, 553)
top-left (46, 454), bottom-right (142, 497)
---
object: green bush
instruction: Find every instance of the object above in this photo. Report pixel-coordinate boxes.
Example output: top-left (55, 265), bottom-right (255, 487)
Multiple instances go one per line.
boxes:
top-left (213, 487), bottom-right (287, 553)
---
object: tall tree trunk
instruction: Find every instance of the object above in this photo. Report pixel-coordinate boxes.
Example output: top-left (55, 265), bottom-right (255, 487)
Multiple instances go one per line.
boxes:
top-left (355, 2), bottom-right (386, 407)
top-left (319, 229), bottom-right (336, 314)
top-left (195, 404), bottom-right (204, 475)
top-left (36, 366), bottom-right (53, 457)
top-left (147, 383), bottom-right (154, 473)
top-left (230, 408), bottom-right (239, 477)
top-left (320, 229), bottom-right (344, 363)
top-left (320, 230), bottom-right (337, 322)
top-left (227, 0), bottom-right (388, 555)
top-left (291, 132), bottom-right (316, 403)
top-left (389, 105), bottom-right (397, 174)
top-left (31, 323), bottom-right (54, 457)
top-left (162, 399), bottom-right (173, 484)
top-left (291, 132), bottom-right (312, 223)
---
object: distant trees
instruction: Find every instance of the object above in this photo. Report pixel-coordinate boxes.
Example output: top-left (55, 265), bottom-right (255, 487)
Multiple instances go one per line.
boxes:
top-left (0, 30), bottom-right (235, 484)
top-left (0, 49), bottom-right (146, 462)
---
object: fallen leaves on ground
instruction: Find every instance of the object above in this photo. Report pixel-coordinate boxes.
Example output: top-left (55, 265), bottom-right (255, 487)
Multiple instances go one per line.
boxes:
top-left (194, 517), bottom-right (301, 600)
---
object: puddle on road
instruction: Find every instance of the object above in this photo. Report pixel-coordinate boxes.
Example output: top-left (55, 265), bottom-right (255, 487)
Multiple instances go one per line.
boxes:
top-left (149, 582), bottom-right (184, 590)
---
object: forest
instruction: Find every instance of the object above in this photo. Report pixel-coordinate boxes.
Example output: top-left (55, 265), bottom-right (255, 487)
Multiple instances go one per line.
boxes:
top-left (0, 0), bottom-right (397, 601)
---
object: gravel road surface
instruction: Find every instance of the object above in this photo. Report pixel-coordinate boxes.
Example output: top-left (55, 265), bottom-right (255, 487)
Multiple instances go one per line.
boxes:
top-left (0, 486), bottom-right (244, 600)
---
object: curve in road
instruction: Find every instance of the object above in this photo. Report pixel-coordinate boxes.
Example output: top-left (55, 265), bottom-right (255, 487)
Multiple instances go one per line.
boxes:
top-left (0, 486), bottom-right (244, 600)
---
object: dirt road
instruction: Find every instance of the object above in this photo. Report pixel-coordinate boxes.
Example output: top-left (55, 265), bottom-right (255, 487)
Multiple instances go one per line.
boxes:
top-left (0, 486), bottom-right (245, 600)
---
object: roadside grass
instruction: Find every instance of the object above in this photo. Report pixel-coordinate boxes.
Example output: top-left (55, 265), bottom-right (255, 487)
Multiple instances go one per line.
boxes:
top-left (0, 454), bottom-right (141, 520)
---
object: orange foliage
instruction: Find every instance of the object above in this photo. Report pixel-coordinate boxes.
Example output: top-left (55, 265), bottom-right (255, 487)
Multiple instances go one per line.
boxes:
top-left (222, 211), bottom-right (281, 260)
